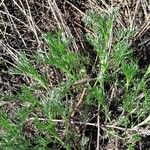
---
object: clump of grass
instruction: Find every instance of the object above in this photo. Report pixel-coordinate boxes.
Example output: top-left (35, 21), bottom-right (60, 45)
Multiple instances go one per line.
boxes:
top-left (37, 32), bottom-right (83, 79)
top-left (10, 52), bottom-right (48, 90)
top-left (1, 31), bottom-right (84, 150)
top-left (83, 10), bottom-right (150, 149)
top-left (1, 10), bottom-right (150, 150)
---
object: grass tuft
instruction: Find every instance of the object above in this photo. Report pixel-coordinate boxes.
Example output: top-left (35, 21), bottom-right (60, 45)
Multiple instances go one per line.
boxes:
top-left (1, 9), bottom-right (150, 150)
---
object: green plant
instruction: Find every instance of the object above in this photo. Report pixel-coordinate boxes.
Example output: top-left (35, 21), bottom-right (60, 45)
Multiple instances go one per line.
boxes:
top-left (10, 53), bottom-right (48, 90)
top-left (83, 10), bottom-right (150, 149)
top-left (121, 61), bottom-right (138, 89)
top-left (127, 133), bottom-right (141, 150)
top-left (1, 10), bottom-right (150, 150)
top-left (83, 11), bottom-right (114, 119)
top-left (39, 32), bottom-right (83, 79)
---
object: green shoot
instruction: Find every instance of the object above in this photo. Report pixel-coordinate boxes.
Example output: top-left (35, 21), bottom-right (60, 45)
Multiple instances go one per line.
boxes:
top-left (11, 53), bottom-right (48, 90)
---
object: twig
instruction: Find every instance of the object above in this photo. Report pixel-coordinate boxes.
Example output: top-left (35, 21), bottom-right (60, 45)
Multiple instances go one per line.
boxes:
top-left (80, 113), bottom-right (98, 132)
top-left (96, 104), bottom-right (100, 150)
top-left (0, 0), bottom-right (4, 6)
top-left (74, 21), bottom-right (96, 37)
top-left (74, 77), bottom-right (96, 85)
top-left (103, 125), bottom-right (126, 131)
top-left (71, 88), bottom-right (86, 117)
top-left (27, 117), bottom-right (97, 126)
top-left (0, 101), bottom-right (12, 107)
top-left (130, 0), bottom-right (140, 29)
top-left (26, 117), bottom-right (150, 136)
top-left (66, 1), bottom-right (85, 16)
top-left (130, 14), bottom-right (150, 45)
top-left (132, 115), bottom-right (150, 130)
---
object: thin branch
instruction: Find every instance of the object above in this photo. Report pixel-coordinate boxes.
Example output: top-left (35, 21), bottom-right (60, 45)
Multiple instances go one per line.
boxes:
top-left (71, 88), bottom-right (86, 117)
top-left (96, 104), bottom-right (100, 150)
top-left (132, 115), bottom-right (150, 130)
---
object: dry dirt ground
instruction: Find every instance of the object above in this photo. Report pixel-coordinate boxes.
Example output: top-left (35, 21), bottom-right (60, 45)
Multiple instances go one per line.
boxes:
top-left (0, 0), bottom-right (150, 149)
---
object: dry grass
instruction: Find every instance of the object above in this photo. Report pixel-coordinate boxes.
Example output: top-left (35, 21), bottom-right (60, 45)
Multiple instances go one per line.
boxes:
top-left (0, 0), bottom-right (150, 149)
